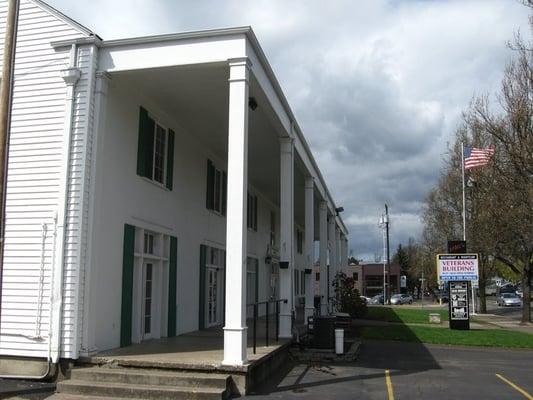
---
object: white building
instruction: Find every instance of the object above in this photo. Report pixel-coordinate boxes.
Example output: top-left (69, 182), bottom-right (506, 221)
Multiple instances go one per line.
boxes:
top-left (0, 0), bottom-right (349, 372)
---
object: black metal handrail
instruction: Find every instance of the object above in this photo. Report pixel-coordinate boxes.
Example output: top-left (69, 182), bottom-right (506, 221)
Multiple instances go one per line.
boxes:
top-left (246, 299), bottom-right (287, 354)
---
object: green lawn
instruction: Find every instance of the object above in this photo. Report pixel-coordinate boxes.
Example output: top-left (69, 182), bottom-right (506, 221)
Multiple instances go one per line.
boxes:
top-left (365, 306), bottom-right (449, 324)
top-left (360, 325), bottom-right (533, 349)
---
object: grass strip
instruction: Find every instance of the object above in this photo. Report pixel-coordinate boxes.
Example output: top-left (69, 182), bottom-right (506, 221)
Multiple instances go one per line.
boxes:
top-left (365, 307), bottom-right (449, 324)
top-left (360, 325), bottom-right (533, 349)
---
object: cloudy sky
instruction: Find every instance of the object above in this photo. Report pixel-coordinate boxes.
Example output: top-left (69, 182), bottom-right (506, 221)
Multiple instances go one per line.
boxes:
top-left (47, 0), bottom-right (530, 261)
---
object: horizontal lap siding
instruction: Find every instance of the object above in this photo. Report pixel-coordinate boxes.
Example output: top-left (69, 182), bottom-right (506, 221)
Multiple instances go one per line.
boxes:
top-left (0, 0), bottom-right (88, 358)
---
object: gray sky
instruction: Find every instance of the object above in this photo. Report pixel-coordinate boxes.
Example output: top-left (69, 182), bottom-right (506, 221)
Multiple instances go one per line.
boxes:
top-left (46, 0), bottom-right (530, 260)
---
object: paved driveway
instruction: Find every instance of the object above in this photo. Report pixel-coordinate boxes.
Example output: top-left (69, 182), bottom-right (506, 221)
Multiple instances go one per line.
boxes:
top-left (245, 340), bottom-right (533, 399)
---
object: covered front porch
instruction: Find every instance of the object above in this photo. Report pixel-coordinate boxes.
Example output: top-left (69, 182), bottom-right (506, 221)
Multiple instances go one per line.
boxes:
top-left (85, 27), bottom-right (349, 367)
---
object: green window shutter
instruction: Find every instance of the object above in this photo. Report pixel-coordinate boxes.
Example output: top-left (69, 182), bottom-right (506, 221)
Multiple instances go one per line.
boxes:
top-left (120, 224), bottom-right (135, 347)
top-left (168, 236), bottom-right (178, 337)
top-left (221, 171), bottom-right (227, 216)
top-left (253, 195), bottom-right (258, 231)
top-left (166, 129), bottom-right (175, 190)
top-left (206, 160), bottom-right (215, 210)
top-left (199, 244), bottom-right (207, 330)
top-left (136, 106), bottom-right (155, 179)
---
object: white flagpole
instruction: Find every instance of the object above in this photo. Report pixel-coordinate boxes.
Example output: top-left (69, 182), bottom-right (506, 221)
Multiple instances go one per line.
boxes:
top-left (461, 143), bottom-right (466, 242)
top-left (462, 143), bottom-right (476, 315)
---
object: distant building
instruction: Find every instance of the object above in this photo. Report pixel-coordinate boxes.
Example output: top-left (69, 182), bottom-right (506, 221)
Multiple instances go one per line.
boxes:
top-left (343, 262), bottom-right (401, 297)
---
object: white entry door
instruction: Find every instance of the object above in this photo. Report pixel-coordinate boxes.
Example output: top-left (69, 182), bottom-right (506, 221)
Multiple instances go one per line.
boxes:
top-left (142, 262), bottom-right (154, 339)
top-left (207, 267), bottom-right (220, 327)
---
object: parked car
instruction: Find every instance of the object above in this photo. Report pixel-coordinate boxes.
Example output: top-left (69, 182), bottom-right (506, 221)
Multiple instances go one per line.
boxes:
top-left (500, 284), bottom-right (517, 294)
top-left (390, 294), bottom-right (413, 305)
top-left (435, 290), bottom-right (449, 303)
top-left (369, 294), bottom-right (384, 305)
top-left (360, 296), bottom-right (372, 304)
top-left (497, 293), bottom-right (522, 307)
top-left (515, 288), bottom-right (523, 298)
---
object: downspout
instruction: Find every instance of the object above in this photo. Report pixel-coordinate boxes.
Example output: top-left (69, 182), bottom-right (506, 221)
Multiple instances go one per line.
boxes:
top-left (50, 44), bottom-right (81, 364)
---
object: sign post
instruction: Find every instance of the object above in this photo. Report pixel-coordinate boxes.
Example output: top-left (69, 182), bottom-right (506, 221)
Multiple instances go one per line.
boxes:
top-left (437, 252), bottom-right (478, 330)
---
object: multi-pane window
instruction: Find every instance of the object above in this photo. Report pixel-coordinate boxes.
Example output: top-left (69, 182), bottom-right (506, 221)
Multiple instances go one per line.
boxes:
top-left (247, 192), bottom-right (258, 231)
top-left (301, 270), bottom-right (306, 295)
top-left (296, 229), bottom-right (303, 254)
top-left (316, 272), bottom-right (320, 281)
top-left (353, 272), bottom-right (359, 281)
top-left (144, 232), bottom-right (154, 254)
top-left (206, 159), bottom-right (227, 215)
top-left (153, 124), bottom-right (167, 184)
top-left (294, 269), bottom-right (300, 295)
top-left (137, 107), bottom-right (174, 189)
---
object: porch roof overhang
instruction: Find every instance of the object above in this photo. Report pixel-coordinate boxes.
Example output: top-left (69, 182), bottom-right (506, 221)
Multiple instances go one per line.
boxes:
top-left (51, 27), bottom-right (348, 236)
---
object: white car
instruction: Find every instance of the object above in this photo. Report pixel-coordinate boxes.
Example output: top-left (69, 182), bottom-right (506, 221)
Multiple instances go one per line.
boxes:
top-left (390, 294), bottom-right (413, 305)
top-left (497, 293), bottom-right (521, 307)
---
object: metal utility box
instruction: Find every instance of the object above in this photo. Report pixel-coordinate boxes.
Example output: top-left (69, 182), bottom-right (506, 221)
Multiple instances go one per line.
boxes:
top-left (313, 316), bottom-right (336, 349)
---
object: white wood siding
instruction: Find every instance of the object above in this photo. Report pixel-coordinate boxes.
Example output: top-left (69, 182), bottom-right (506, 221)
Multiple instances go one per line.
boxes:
top-left (0, 0), bottom-right (88, 358)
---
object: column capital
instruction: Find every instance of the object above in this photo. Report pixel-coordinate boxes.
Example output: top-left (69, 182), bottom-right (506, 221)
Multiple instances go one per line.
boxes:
top-left (279, 136), bottom-right (294, 152)
top-left (319, 200), bottom-right (327, 211)
top-left (228, 57), bottom-right (252, 83)
top-left (304, 176), bottom-right (314, 189)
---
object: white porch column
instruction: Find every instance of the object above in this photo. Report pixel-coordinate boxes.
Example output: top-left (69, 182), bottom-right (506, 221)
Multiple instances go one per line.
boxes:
top-left (328, 216), bottom-right (336, 302)
top-left (304, 177), bottom-right (315, 321)
top-left (279, 137), bottom-right (294, 338)
top-left (319, 201), bottom-right (328, 315)
top-left (223, 58), bottom-right (250, 366)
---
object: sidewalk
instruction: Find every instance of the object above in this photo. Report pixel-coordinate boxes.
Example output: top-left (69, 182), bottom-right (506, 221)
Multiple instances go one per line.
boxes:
top-left (471, 314), bottom-right (533, 334)
top-left (0, 379), bottom-right (55, 399)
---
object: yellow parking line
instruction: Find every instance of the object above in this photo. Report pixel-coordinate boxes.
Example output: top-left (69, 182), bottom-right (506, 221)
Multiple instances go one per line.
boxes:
top-left (385, 369), bottom-right (395, 400)
top-left (496, 373), bottom-right (533, 400)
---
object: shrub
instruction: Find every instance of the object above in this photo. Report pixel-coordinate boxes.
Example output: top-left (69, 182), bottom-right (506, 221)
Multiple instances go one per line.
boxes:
top-left (333, 272), bottom-right (368, 318)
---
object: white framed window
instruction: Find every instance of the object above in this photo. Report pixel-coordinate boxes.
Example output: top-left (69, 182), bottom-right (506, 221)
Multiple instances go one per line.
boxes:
top-left (247, 192), bottom-right (258, 231)
top-left (137, 107), bottom-right (175, 190)
top-left (206, 159), bottom-right (227, 215)
top-left (153, 123), bottom-right (167, 184)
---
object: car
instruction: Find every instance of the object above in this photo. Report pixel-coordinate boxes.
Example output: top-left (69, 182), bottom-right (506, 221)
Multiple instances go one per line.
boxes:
top-left (369, 294), bottom-right (384, 305)
top-left (500, 284), bottom-right (517, 294)
top-left (360, 296), bottom-right (372, 304)
top-left (390, 294), bottom-right (413, 305)
top-left (436, 290), bottom-right (449, 303)
top-left (515, 288), bottom-right (523, 298)
top-left (497, 293), bottom-right (522, 307)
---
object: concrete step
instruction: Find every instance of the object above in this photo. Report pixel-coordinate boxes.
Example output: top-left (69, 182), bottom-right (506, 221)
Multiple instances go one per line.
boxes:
top-left (56, 379), bottom-right (227, 400)
top-left (70, 366), bottom-right (229, 389)
top-left (47, 394), bottom-right (129, 400)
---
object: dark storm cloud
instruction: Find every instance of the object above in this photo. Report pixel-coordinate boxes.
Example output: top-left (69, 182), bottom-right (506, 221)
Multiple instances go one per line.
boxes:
top-left (47, 0), bottom-right (530, 259)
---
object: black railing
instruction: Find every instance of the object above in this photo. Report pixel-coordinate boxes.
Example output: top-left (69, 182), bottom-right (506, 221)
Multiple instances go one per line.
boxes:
top-left (246, 299), bottom-right (287, 354)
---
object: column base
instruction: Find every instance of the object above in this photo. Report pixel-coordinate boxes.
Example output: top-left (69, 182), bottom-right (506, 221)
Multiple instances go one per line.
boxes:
top-left (279, 312), bottom-right (292, 339)
top-left (222, 326), bottom-right (248, 366)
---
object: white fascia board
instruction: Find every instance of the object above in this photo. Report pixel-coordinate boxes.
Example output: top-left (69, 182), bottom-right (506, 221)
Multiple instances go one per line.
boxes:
top-left (244, 30), bottom-right (348, 235)
top-left (98, 33), bottom-right (248, 73)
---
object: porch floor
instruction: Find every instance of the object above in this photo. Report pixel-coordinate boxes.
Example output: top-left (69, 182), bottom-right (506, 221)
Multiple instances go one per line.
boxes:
top-left (83, 321), bottom-right (292, 373)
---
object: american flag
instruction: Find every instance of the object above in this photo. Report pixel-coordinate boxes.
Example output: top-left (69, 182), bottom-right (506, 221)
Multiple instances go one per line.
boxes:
top-left (464, 146), bottom-right (495, 170)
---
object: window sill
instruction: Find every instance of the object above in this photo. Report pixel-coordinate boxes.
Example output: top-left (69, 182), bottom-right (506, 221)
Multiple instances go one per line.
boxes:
top-left (140, 176), bottom-right (170, 192)
top-left (207, 209), bottom-right (226, 218)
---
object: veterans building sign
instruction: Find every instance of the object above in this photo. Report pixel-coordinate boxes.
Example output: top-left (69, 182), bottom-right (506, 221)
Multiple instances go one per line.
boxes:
top-left (437, 254), bottom-right (479, 281)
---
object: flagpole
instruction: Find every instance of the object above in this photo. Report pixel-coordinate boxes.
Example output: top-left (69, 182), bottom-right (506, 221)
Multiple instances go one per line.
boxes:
top-left (462, 143), bottom-right (476, 315)
top-left (461, 143), bottom-right (466, 242)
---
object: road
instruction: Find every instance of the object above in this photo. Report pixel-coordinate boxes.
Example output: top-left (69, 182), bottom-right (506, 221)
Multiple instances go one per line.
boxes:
top-left (483, 296), bottom-right (532, 319)
top-left (245, 340), bottom-right (533, 399)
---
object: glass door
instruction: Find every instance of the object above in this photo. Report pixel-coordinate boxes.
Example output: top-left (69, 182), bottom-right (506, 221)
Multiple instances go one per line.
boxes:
top-left (142, 262), bottom-right (153, 339)
top-left (207, 267), bottom-right (219, 327)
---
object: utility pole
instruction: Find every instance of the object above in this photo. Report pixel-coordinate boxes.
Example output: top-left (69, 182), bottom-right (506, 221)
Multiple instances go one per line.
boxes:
top-left (0, 0), bottom-right (20, 329)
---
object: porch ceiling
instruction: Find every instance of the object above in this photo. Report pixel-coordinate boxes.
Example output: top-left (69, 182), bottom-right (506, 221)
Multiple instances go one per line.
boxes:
top-left (111, 63), bottom-right (312, 228)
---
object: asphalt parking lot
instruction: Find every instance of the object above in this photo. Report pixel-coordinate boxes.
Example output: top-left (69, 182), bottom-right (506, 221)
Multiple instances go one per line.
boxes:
top-left (245, 340), bottom-right (533, 400)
